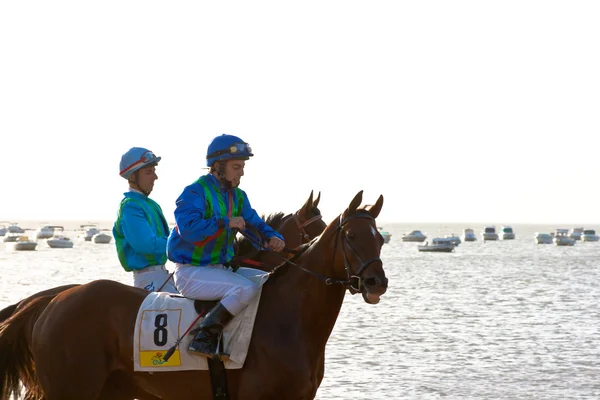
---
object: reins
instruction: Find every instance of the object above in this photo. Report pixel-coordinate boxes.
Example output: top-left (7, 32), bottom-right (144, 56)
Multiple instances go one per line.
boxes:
top-left (236, 230), bottom-right (348, 286)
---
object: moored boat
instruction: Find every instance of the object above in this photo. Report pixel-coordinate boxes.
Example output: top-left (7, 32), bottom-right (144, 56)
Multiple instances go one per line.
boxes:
top-left (534, 232), bottom-right (553, 244)
top-left (418, 237), bottom-right (455, 252)
top-left (462, 228), bottom-right (477, 242)
top-left (13, 236), bottom-right (38, 251)
top-left (402, 230), bottom-right (427, 243)
top-left (581, 229), bottom-right (599, 242)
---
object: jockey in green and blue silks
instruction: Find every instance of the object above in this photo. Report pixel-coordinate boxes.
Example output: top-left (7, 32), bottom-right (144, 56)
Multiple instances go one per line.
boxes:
top-left (165, 174), bottom-right (281, 265)
top-left (113, 147), bottom-right (179, 294)
top-left (166, 134), bottom-right (286, 360)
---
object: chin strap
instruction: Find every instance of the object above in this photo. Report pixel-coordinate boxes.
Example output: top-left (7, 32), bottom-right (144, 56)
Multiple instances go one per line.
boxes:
top-left (216, 161), bottom-right (233, 191)
top-left (129, 172), bottom-right (151, 196)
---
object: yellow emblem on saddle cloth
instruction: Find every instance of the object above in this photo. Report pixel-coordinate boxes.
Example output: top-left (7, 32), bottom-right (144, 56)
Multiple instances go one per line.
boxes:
top-left (133, 267), bottom-right (270, 372)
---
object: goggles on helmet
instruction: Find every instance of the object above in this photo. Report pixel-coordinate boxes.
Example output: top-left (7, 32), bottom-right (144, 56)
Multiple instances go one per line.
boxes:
top-left (207, 142), bottom-right (252, 160)
top-left (139, 150), bottom-right (157, 163)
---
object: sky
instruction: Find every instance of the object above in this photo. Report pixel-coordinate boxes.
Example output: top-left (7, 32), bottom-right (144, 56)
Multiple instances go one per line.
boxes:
top-left (1, 1), bottom-right (599, 226)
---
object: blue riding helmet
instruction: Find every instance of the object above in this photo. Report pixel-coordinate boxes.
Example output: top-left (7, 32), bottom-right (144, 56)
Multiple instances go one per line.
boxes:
top-left (206, 134), bottom-right (253, 167)
top-left (119, 147), bottom-right (161, 179)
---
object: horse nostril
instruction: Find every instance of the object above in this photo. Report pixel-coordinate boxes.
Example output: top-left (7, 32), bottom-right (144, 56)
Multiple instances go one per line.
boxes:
top-left (364, 277), bottom-right (380, 287)
top-left (364, 276), bottom-right (388, 288)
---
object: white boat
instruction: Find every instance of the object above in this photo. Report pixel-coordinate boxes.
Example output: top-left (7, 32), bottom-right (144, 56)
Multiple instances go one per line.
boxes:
top-left (462, 228), bottom-right (477, 242)
top-left (581, 229), bottom-right (599, 242)
top-left (554, 229), bottom-right (575, 246)
top-left (418, 237), bottom-right (455, 252)
top-left (481, 226), bottom-right (499, 241)
top-left (534, 232), bottom-right (553, 244)
top-left (3, 233), bottom-right (19, 243)
top-left (444, 234), bottom-right (461, 246)
top-left (78, 224), bottom-right (100, 241)
top-left (13, 236), bottom-right (38, 251)
top-left (501, 226), bottom-right (515, 240)
top-left (401, 230), bottom-right (427, 242)
top-left (35, 224), bottom-right (56, 239)
top-left (569, 227), bottom-right (584, 241)
top-left (377, 227), bottom-right (392, 244)
top-left (0, 223), bottom-right (7, 236)
top-left (7, 223), bottom-right (25, 234)
top-left (47, 235), bottom-right (74, 248)
top-left (92, 232), bottom-right (112, 244)
top-left (47, 227), bottom-right (74, 248)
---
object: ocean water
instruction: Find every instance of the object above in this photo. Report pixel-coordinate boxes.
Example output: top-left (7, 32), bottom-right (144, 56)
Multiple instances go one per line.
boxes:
top-left (1, 222), bottom-right (599, 399)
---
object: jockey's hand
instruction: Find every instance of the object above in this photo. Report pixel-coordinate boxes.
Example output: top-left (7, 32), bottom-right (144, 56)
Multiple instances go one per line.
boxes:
top-left (229, 217), bottom-right (246, 230)
top-left (268, 237), bottom-right (285, 252)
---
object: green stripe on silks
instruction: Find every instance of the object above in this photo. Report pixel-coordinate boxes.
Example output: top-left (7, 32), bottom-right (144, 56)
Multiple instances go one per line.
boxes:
top-left (208, 183), bottom-right (227, 265)
top-left (190, 179), bottom-right (215, 265)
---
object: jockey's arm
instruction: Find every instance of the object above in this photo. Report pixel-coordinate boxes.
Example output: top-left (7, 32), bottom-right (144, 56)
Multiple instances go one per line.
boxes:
top-left (174, 186), bottom-right (227, 242)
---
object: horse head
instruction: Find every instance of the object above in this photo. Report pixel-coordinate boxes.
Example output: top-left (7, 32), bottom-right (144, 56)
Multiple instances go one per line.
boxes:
top-left (327, 190), bottom-right (388, 304)
top-left (234, 191), bottom-right (326, 268)
top-left (290, 190), bottom-right (324, 244)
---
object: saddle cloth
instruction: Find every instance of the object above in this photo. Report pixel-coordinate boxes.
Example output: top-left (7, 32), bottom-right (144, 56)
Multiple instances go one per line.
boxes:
top-left (133, 267), bottom-right (270, 372)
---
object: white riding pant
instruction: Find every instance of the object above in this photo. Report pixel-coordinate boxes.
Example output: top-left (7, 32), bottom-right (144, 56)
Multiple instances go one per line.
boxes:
top-left (133, 264), bottom-right (179, 294)
top-left (174, 263), bottom-right (260, 316)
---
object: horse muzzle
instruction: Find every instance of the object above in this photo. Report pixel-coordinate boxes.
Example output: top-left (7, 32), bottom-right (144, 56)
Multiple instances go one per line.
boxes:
top-left (359, 275), bottom-right (388, 304)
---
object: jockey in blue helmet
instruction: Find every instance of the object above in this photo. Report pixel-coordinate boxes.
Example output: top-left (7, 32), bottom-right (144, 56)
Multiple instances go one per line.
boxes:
top-left (113, 147), bottom-right (179, 294)
top-left (206, 134), bottom-right (254, 190)
top-left (167, 134), bottom-right (285, 360)
top-left (119, 147), bottom-right (162, 195)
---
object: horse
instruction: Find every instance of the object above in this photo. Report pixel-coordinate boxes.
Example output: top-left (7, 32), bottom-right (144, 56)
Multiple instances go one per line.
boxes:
top-left (0, 191), bottom-right (326, 400)
top-left (2, 190), bottom-right (387, 400)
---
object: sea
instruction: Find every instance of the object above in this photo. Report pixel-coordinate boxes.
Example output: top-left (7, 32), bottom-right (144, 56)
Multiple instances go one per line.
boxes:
top-left (1, 221), bottom-right (599, 400)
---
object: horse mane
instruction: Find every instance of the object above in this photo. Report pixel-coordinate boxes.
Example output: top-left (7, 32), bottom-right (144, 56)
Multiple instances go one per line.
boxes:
top-left (264, 212), bottom-right (287, 229)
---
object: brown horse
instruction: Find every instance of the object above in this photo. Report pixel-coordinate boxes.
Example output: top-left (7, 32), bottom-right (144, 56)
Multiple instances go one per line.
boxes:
top-left (4, 191), bottom-right (387, 400)
top-left (0, 191), bottom-right (326, 400)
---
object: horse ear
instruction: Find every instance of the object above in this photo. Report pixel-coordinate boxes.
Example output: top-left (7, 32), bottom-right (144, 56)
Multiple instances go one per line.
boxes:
top-left (367, 195), bottom-right (384, 219)
top-left (299, 190), bottom-right (314, 217)
top-left (346, 190), bottom-right (363, 215)
top-left (313, 191), bottom-right (321, 208)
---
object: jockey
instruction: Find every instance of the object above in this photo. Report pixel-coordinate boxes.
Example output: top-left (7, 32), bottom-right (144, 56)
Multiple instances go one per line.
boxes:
top-left (167, 134), bottom-right (285, 359)
top-left (113, 147), bottom-right (179, 294)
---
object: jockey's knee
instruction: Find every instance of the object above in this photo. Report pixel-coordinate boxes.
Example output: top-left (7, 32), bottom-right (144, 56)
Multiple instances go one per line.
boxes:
top-left (222, 281), bottom-right (259, 315)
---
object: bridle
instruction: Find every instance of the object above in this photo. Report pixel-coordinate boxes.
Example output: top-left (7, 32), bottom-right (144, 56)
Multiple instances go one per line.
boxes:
top-left (291, 211), bottom-right (323, 242)
top-left (332, 212), bottom-right (382, 293)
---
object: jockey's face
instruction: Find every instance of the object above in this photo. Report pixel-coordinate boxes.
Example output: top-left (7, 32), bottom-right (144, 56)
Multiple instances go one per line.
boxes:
top-left (131, 164), bottom-right (158, 195)
top-left (224, 159), bottom-right (245, 187)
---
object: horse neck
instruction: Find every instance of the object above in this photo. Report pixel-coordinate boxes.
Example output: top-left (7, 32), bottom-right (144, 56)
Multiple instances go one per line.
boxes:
top-left (262, 227), bottom-right (347, 351)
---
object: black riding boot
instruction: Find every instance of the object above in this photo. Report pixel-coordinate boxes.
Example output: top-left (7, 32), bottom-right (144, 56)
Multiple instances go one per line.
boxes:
top-left (189, 302), bottom-right (234, 360)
